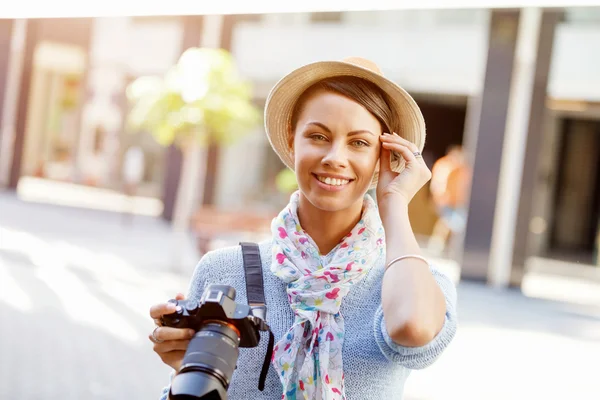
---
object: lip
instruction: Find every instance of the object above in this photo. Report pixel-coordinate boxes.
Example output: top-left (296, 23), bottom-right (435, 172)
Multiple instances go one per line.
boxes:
top-left (312, 173), bottom-right (353, 192)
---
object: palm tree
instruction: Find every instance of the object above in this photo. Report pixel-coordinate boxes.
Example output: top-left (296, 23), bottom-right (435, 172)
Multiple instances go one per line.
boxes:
top-left (126, 47), bottom-right (261, 233)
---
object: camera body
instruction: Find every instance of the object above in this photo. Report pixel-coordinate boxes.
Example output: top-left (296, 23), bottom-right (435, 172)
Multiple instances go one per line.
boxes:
top-left (161, 284), bottom-right (267, 348)
top-left (159, 284), bottom-right (272, 400)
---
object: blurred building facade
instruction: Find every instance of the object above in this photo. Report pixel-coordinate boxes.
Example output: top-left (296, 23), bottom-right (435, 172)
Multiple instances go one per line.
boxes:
top-left (0, 8), bottom-right (599, 286)
top-left (0, 17), bottom-right (186, 196)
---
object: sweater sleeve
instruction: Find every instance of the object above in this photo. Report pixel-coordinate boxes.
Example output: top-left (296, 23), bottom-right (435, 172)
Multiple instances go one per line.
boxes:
top-left (373, 265), bottom-right (458, 370)
top-left (186, 251), bottom-right (212, 301)
top-left (159, 371), bottom-right (176, 400)
top-left (158, 252), bottom-right (213, 400)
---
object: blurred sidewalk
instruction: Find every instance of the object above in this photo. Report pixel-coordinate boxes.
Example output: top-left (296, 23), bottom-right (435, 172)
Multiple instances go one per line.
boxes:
top-left (1, 181), bottom-right (599, 399)
top-left (403, 279), bottom-right (600, 400)
top-left (1, 178), bottom-right (202, 275)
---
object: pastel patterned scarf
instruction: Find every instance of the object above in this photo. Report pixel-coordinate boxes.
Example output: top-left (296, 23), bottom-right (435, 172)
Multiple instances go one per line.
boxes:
top-left (270, 190), bottom-right (385, 400)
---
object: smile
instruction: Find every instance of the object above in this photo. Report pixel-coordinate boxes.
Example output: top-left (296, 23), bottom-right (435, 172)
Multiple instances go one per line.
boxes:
top-left (316, 175), bottom-right (350, 186)
top-left (313, 173), bottom-right (353, 190)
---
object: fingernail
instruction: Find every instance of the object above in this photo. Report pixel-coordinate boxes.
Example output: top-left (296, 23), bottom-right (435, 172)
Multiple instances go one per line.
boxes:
top-left (393, 132), bottom-right (399, 136)
top-left (382, 132), bottom-right (390, 136)
top-left (188, 329), bottom-right (196, 337)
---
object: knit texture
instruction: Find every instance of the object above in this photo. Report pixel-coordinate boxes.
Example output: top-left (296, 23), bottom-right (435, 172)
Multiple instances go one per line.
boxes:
top-left (159, 239), bottom-right (458, 400)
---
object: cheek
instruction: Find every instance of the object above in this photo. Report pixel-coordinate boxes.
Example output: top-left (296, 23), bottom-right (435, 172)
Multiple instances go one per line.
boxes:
top-left (357, 148), bottom-right (380, 175)
top-left (293, 141), bottom-right (315, 173)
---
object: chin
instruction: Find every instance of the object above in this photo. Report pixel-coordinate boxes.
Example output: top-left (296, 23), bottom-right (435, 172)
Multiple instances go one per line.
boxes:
top-left (299, 183), bottom-right (367, 213)
top-left (306, 195), bottom-right (350, 213)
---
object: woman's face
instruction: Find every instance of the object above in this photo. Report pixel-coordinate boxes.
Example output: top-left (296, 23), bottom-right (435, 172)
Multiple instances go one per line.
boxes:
top-left (292, 89), bottom-right (382, 212)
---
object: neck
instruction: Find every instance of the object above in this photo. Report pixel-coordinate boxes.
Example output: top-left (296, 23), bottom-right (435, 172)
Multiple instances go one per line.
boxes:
top-left (297, 193), bottom-right (364, 255)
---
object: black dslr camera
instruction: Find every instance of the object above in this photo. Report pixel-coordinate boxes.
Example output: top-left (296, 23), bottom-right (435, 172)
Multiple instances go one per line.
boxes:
top-left (160, 284), bottom-right (274, 400)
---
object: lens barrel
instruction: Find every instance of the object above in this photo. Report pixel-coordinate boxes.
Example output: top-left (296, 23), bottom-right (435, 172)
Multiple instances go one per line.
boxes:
top-left (169, 321), bottom-right (241, 400)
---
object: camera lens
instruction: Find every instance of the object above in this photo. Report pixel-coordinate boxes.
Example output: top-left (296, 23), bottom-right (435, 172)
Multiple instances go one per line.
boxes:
top-left (169, 321), bottom-right (241, 400)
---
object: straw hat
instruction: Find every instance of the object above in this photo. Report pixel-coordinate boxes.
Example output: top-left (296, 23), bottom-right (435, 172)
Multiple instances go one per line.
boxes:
top-left (264, 57), bottom-right (426, 189)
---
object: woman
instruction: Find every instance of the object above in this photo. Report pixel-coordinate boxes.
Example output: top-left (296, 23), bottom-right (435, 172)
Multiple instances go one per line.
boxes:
top-left (149, 57), bottom-right (458, 399)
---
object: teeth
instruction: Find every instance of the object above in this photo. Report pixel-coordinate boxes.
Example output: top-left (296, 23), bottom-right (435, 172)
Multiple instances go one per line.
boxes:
top-left (317, 176), bottom-right (350, 186)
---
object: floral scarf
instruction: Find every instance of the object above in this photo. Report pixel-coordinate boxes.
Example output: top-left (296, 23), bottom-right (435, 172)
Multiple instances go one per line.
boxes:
top-left (270, 190), bottom-right (385, 399)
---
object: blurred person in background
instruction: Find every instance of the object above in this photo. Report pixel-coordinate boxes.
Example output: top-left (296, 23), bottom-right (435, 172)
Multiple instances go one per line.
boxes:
top-left (428, 145), bottom-right (471, 257)
top-left (82, 126), bottom-right (108, 186)
top-left (149, 57), bottom-right (458, 400)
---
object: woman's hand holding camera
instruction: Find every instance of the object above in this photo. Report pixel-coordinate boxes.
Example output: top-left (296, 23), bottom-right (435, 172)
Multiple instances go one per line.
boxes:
top-left (149, 293), bottom-right (196, 372)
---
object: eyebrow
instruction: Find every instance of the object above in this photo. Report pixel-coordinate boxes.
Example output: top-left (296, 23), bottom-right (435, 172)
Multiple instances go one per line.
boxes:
top-left (305, 121), bottom-right (376, 137)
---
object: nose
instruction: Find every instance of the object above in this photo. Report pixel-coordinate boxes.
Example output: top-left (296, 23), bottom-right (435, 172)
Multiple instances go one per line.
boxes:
top-left (321, 142), bottom-right (348, 169)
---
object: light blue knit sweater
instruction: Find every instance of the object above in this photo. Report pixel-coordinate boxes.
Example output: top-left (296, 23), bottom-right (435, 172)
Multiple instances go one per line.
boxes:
top-left (160, 239), bottom-right (458, 399)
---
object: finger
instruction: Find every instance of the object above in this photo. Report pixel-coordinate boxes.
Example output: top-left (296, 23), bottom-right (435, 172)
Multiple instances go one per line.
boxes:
top-left (149, 302), bottom-right (179, 320)
top-left (152, 339), bottom-right (191, 353)
top-left (175, 293), bottom-right (186, 300)
top-left (381, 132), bottom-right (420, 153)
top-left (159, 351), bottom-right (186, 370)
top-left (382, 141), bottom-right (418, 165)
top-left (393, 132), bottom-right (420, 153)
top-left (152, 326), bottom-right (196, 342)
top-left (381, 133), bottom-right (417, 165)
top-left (379, 133), bottom-right (393, 173)
top-left (161, 350), bottom-right (186, 362)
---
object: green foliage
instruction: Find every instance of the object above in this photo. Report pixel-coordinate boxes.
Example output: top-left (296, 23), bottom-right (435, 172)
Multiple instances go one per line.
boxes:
top-left (126, 48), bottom-right (261, 148)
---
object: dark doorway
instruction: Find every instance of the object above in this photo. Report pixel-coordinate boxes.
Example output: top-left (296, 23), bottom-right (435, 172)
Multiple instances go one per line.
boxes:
top-left (549, 117), bottom-right (600, 264)
top-left (413, 95), bottom-right (467, 168)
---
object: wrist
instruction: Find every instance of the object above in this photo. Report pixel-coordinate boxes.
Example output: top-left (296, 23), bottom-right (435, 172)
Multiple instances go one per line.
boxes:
top-left (378, 193), bottom-right (409, 218)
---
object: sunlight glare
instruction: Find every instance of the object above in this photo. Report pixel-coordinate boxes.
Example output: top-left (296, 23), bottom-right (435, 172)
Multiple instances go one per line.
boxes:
top-left (2, 229), bottom-right (144, 344)
top-left (403, 324), bottom-right (600, 400)
top-left (0, 257), bottom-right (34, 312)
top-left (35, 265), bottom-right (141, 344)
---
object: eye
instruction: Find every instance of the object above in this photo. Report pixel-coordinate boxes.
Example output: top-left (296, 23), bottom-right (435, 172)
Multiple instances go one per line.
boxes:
top-left (351, 140), bottom-right (370, 148)
top-left (309, 134), bottom-right (328, 142)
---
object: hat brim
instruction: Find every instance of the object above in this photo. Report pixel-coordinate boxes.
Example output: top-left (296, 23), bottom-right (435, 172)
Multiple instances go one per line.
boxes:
top-left (264, 60), bottom-right (426, 190)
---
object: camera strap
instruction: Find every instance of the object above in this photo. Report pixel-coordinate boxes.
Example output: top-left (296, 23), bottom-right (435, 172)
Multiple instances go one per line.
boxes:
top-left (239, 242), bottom-right (275, 392)
top-left (240, 242), bottom-right (266, 309)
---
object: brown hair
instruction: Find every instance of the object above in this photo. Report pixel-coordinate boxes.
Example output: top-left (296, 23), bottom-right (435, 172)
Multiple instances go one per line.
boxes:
top-left (289, 76), bottom-right (398, 148)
